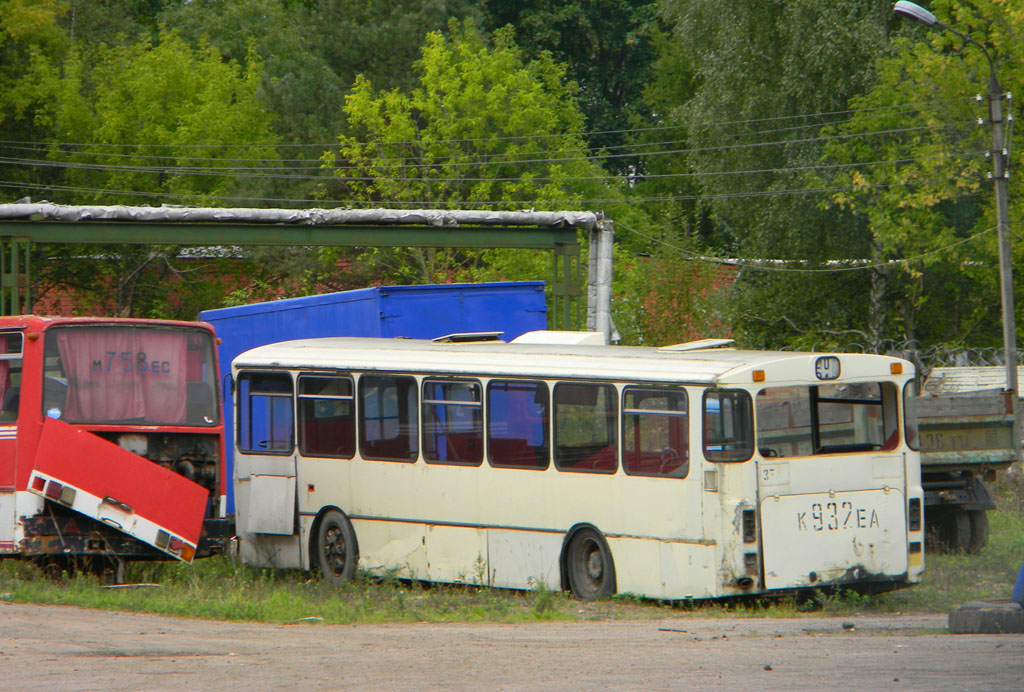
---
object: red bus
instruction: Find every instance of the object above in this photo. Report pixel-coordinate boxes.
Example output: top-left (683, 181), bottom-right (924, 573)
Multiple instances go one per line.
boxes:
top-left (0, 316), bottom-right (229, 581)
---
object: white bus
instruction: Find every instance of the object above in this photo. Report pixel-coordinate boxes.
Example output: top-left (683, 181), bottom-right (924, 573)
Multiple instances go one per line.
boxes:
top-left (231, 333), bottom-right (924, 600)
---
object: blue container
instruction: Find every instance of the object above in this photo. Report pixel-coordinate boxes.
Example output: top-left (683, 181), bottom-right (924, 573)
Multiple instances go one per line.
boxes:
top-left (199, 281), bottom-right (547, 513)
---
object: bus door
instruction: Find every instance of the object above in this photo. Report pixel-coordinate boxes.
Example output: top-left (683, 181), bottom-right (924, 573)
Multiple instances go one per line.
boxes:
top-left (235, 372), bottom-right (296, 536)
top-left (0, 331), bottom-right (22, 551)
top-left (754, 376), bottom-right (908, 590)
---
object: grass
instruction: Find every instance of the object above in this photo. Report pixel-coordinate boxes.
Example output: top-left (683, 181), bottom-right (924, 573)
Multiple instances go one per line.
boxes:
top-left (3, 475), bottom-right (1023, 623)
top-left (0, 556), bottom-right (584, 623)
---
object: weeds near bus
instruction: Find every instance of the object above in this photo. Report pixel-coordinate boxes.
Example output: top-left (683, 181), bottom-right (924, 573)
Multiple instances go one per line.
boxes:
top-left (3, 474), bottom-right (1024, 623)
top-left (0, 556), bottom-right (580, 624)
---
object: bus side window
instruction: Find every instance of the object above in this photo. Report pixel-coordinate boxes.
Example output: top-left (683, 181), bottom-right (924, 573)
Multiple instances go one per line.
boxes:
top-left (553, 382), bottom-right (617, 473)
top-left (703, 389), bottom-right (753, 462)
top-left (623, 386), bottom-right (688, 477)
top-left (0, 332), bottom-right (22, 423)
top-left (423, 379), bottom-right (482, 466)
top-left (359, 375), bottom-right (418, 462)
top-left (487, 380), bottom-right (549, 469)
top-left (237, 372), bottom-right (294, 455)
top-left (299, 375), bottom-right (355, 459)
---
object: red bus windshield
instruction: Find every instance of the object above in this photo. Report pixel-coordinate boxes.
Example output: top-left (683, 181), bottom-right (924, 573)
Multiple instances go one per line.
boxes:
top-left (42, 325), bottom-right (219, 426)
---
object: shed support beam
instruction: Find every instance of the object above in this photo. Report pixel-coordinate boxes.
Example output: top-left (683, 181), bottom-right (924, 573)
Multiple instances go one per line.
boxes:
top-left (586, 221), bottom-right (615, 343)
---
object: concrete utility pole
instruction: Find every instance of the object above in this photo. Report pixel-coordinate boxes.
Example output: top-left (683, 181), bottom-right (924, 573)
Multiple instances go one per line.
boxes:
top-left (893, 1), bottom-right (1020, 460)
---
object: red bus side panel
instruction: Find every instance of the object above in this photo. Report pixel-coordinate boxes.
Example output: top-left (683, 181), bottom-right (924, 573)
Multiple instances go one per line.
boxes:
top-left (31, 418), bottom-right (207, 546)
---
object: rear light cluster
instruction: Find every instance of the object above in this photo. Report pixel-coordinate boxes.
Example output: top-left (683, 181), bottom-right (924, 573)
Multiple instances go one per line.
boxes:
top-left (156, 529), bottom-right (196, 562)
top-left (31, 475), bottom-right (77, 507)
top-left (908, 498), bottom-right (922, 532)
top-left (742, 509), bottom-right (757, 543)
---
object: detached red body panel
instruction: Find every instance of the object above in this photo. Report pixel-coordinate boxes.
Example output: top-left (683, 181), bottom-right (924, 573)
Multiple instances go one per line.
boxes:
top-left (33, 418), bottom-right (207, 545)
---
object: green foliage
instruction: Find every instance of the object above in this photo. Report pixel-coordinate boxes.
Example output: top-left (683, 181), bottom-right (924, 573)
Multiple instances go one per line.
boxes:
top-left (652, 1), bottom-right (893, 349)
top-left (323, 20), bottom-right (626, 283)
top-left (822, 0), bottom-right (1024, 349)
top-left (480, 0), bottom-right (662, 162)
top-left (328, 21), bottom-right (597, 208)
top-left (43, 31), bottom-right (277, 204)
top-left (0, 557), bottom-right (578, 624)
top-left (159, 0), bottom-right (479, 147)
top-left (613, 251), bottom-right (731, 346)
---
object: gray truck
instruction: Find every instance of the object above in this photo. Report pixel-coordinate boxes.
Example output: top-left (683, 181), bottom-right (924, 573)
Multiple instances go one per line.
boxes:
top-left (917, 366), bottom-right (1019, 553)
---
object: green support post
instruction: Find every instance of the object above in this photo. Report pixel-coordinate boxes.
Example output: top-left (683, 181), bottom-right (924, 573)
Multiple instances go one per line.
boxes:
top-left (0, 237), bottom-right (30, 316)
top-left (551, 242), bottom-right (581, 330)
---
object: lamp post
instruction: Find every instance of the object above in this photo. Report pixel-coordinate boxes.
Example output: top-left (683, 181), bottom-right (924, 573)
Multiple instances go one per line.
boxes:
top-left (893, 1), bottom-right (1019, 459)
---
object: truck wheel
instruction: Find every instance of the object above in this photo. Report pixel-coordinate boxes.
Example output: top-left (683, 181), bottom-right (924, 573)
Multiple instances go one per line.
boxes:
top-left (316, 510), bottom-right (358, 586)
top-left (967, 510), bottom-right (989, 554)
top-left (928, 510), bottom-right (971, 554)
top-left (944, 510), bottom-right (972, 553)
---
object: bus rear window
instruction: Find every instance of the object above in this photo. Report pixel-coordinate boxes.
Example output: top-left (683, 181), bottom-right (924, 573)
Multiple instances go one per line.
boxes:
top-left (756, 382), bottom-right (899, 457)
top-left (703, 390), bottom-right (753, 462)
top-left (43, 325), bottom-right (218, 426)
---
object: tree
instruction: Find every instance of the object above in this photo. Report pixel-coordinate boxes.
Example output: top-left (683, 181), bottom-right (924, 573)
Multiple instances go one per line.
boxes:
top-left (323, 21), bottom-right (629, 285)
top-left (480, 0), bottom-right (661, 162)
top-left (39, 31), bottom-right (277, 204)
top-left (25, 30), bottom-right (281, 317)
top-left (823, 0), bottom-right (1024, 351)
top-left (651, 0), bottom-right (896, 350)
top-left (0, 0), bottom-right (69, 197)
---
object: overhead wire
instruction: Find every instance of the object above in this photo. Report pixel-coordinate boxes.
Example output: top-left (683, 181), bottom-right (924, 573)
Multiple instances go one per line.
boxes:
top-left (0, 148), bottom-right (985, 184)
top-left (0, 118), bottom-right (982, 179)
top-left (0, 94), bottom-right (973, 152)
top-left (615, 219), bottom-right (997, 274)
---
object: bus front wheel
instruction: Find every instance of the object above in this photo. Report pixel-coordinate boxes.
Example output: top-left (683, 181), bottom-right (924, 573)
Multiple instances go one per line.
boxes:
top-left (316, 510), bottom-right (358, 585)
top-left (565, 528), bottom-right (616, 600)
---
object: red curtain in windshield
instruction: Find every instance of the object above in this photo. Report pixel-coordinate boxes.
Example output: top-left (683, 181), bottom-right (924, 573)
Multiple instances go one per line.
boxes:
top-left (57, 329), bottom-right (188, 423)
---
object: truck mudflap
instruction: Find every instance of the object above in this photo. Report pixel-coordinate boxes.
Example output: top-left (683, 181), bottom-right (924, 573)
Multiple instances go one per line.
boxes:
top-left (26, 418), bottom-right (208, 562)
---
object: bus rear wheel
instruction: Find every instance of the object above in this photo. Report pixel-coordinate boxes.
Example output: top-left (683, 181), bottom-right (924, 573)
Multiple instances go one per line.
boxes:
top-left (316, 510), bottom-right (358, 585)
top-left (565, 528), bottom-right (616, 600)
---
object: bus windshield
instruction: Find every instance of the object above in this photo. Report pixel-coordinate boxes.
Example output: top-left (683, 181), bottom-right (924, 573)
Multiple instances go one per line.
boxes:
top-left (42, 325), bottom-right (219, 426)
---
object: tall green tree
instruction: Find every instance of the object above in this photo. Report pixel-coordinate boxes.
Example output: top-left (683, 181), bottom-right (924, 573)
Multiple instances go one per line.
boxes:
top-left (323, 21), bottom-right (629, 284)
top-left (480, 0), bottom-right (661, 162)
top-left (25, 30), bottom-right (281, 317)
top-left (651, 0), bottom-right (895, 350)
top-left (824, 0), bottom-right (1024, 351)
top-left (42, 31), bottom-right (277, 204)
top-left (0, 0), bottom-right (69, 197)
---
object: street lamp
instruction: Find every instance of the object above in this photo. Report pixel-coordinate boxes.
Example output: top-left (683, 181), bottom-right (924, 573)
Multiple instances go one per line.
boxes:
top-left (893, 1), bottom-right (1019, 459)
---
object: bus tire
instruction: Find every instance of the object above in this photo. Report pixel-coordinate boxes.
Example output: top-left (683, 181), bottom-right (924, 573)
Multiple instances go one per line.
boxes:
top-left (565, 527), bottom-right (616, 600)
top-left (967, 509), bottom-right (989, 555)
top-left (316, 509), bottom-right (358, 585)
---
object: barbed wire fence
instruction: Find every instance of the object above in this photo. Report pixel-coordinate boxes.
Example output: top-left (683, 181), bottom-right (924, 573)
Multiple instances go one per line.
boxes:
top-left (841, 339), bottom-right (1022, 383)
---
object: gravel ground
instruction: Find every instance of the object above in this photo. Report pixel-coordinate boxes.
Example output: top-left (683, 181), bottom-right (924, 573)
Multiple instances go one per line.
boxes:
top-left (1, 603), bottom-right (1021, 691)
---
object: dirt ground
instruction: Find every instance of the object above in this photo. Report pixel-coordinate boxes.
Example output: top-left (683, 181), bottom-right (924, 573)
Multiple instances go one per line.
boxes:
top-left (0, 602), bottom-right (1021, 691)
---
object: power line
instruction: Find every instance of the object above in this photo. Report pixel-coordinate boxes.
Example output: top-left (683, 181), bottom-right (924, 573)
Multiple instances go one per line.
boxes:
top-left (0, 95), bottom-right (978, 156)
top-left (0, 148), bottom-right (984, 184)
top-left (615, 220), bottom-right (997, 274)
top-left (0, 119), bottom-right (981, 181)
top-left (0, 171), bottom-right (987, 208)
